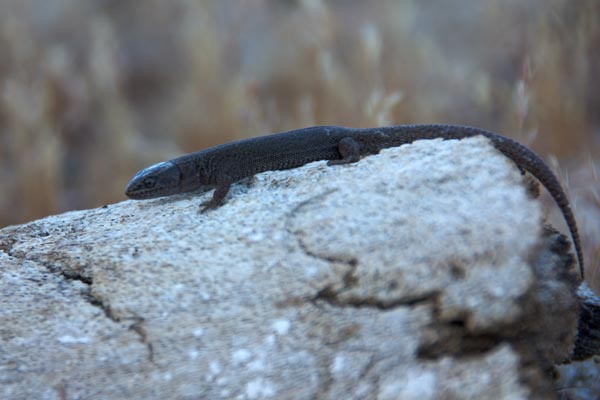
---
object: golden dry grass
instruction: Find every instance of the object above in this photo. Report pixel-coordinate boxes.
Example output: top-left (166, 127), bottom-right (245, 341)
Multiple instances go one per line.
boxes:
top-left (0, 0), bottom-right (598, 284)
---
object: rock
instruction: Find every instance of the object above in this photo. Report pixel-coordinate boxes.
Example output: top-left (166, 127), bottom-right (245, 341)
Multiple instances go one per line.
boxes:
top-left (572, 283), bottom-right (600, 361)
top-left (0, 136), bottom-right (585, 399)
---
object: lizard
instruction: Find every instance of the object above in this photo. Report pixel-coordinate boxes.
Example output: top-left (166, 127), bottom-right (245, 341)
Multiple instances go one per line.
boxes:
top-left (125, 124), bottom-right (584, 279)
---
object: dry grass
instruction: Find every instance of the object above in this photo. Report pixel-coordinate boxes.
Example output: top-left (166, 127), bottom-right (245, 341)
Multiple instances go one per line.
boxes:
top-left (0, 0), bottom-right (598, 284)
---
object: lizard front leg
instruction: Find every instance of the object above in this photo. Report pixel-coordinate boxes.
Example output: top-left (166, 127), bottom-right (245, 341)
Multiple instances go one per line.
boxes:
top-left (199, 182), bottom-right (232, 212)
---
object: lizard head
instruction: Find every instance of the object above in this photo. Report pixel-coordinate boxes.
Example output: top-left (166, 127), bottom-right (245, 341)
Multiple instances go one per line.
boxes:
top-left (125, 161), bottom-right (182, 199)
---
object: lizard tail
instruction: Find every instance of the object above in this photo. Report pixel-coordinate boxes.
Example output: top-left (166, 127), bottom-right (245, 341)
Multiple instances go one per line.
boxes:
top-left (487, 133), bottom-right (585, 279)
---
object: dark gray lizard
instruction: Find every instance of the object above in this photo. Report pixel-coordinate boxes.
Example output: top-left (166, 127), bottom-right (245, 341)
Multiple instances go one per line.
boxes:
top-left (125, 124), bottom-right (584, 278)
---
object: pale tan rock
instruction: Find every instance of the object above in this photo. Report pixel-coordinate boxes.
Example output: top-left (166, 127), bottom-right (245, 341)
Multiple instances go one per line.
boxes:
top-left (0, 137), bottom-right (581, 399)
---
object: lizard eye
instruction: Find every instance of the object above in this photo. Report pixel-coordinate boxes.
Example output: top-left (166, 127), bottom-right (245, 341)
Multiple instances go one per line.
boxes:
top-left (143, 177), bottom-right (157, 189)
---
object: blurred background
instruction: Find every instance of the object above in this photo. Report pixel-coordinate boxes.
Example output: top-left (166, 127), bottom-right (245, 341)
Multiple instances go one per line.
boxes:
top-left (0, 0), bottom-right (599, 281)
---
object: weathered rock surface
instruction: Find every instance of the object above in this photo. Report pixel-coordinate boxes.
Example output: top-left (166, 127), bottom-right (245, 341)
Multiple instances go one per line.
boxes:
top-left (0, 136), bottom-right (587, 399)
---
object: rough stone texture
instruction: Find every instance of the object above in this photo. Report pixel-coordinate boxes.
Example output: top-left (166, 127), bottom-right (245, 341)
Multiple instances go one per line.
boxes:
top-left (555, 283), bottom-right (600, 400)
top-left (0, 136), bottom-right (584, 399)
top-left (572, 283), bottom-right (600, 361)
top-left (556, 356), bottom-right (600, 400)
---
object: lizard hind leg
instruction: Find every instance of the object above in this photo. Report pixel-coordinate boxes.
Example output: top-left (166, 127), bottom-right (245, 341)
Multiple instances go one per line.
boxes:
top-left (327, 137), bottom-right (361, 166)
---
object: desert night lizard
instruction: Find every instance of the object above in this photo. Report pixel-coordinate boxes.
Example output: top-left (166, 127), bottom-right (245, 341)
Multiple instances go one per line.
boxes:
top-left (125, 124), bottom-right (584, 279)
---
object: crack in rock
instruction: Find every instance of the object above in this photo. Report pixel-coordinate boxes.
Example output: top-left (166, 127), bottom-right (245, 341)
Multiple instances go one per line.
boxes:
top-left (416, 326), bottom-right (503, 360)
top-left (0, 234), bottom-right (17, 256)
top-left (59, 270), bottom-right (156, 364)
top-left (312, 285), bottom-right (437, 310)
top-left (284, 192), bottom-right (356, 267)
top-left (286, 191), bottom-right (438, 311)
top-left (313, 353), bottom-right (335, 399)
top-left (66, 271), bottom-right (155, 364)
top-left (1, 240), bottom-right (157, 364)
top-left (129, 316), bottom-right (155, 364)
